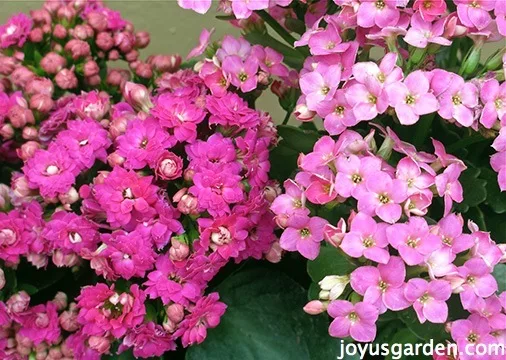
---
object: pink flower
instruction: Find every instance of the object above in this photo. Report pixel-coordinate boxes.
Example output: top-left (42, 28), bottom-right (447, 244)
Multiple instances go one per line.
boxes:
top-left (387, 216), bottom-right (441, 266)
top-left (300, 136), bottom-right (338, 173)
top-left (307, 23), bottom-right (349, 56)
top-left (425, 247), bottom-right (458, 279)
top-left (438, 75), bottom-right (479, 127)
top-left (319, 90), bottom-right (357, 134)
top-left (387, 71), bottom-right (439, 125)
top-left (396, 157), bottom-right (434, 196)
top-left (206, 92), bottom-right (261, 129)
top-left (186, 133), bottom-right (240, 173)
top-left (351, 256), bottom-right (411, 313)
top-left (346, 78), bottom-right (389, 122)
top-left (177, 0), bottom-right (212, 14)
top-left (222, 55), bottom-right (259, 93)
top-left (94, 166), bottom-right (159, 229)
top-left (413, 0), bottom-right (447, 22)
top-left (451, 314), bottom-right (497, 360)
top-left (299, 63), bottom-right (342, 111)
top-left (435, 163), bottom-right (465, 216)
top-left (18, 301), bottom-right (60, 345)
top-left (479, 79), bottom-right (506, 128)
top-left (352, 53), bottom-right (403, 89)
top-left (0, 13), bottom-right (32, 48)
top-left (23, 145), bottom-right (76, 198)
top-left (251, 46), bottom-right (289, 77)
top-left (231, 0), bottom-right (270, 19)
top-left (174, 292), bottom-right (227, 347)
top-left (270, 179), bottom-right (309, 217)
top-left (357, 0), bottom-right (400, 28)
top-left (187, 28), bottom-right (214, 59)
top-left (155, 151), bottom-right (183, 180)
top-left (456, 258), bottom-right (498, 310)
top-left (404, 13), bottom-right (452, 49)
top-left (279, 215), bottom-right (328, 260)
top-left (76, 283), bottom-right (146, 338)
top-left (117, 118), bottom-right (175, 170)
top-left (490, 151), bottom-right (506, 191)
top-left (327, 300), bottom-right (379, 342)
top-left (454, 0), bottom-right (495, 30)
top-left (0, 212), bottom-right (29, 263)
top-left (434, 214), bottom-right (475, 254)
top-left (341, 212), bottom-right (390, 264)
top-left (405, 278), bottom-right (451, 324)
top-left (198, 215), bottom-right (249, 259)
top-left (357, 171), bottom-right (408, 223)
top-left (119, 322), bottom-right (176, 358)
top-left (73, 91), bottom-right (110, 121)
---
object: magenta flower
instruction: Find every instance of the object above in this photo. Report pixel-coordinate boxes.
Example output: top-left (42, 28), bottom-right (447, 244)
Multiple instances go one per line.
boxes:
top-left (327, 300), bottom-right (379, 342)
top-left (434, 214), bottom-right (475, 254)
top-left (413, 0), bottom-right (447, 22)
top-left (279, 214), bottom-right (328, 260)
top-left (437, 75), bottom-right (479, 127)
top-left (456, 258), bottom-right (498, 310)
top-left (198, 215), bottom-right (249, 259)
top-left (479, 79), bottom-right (506, 129)
top-left (299, 63), bottom-right (342, 111)
top-left (177, 0), bottom-right (212, 14)
top-left (435, 163), bottom-right (465, 216)
top-left (357, 171), bottom-right (408, 223)
top-left (222, 55), bottom-right (259, 93)
top-left (305, 171), bottom-right (338, 205)
top-left (300, 136), bottom-right (338, 173)
top-left (187, 28), bottom-right (214, 59)
top-left (341, 212), bottom-right (390, 264)
top-left (346, 78), bottom-right (389, 122)
top-left (174, 292), bottom-right (227, 347)
top-left (23, 145), bottom-right (76, 198)
top-left (451, 314), bottom-right (497, 360)
top-left (350, 256), bottom-right (411, 313)
top-left (18, 301), bottom-right (60, 345)
top-left (117, 118), bottom-right (175, 169)
top-left (404, 13), bottom-right (451, 49)
top-left (120, 322), bottom-right (176, 358)
top-left (0, 13), bottom-right (32, 49)
top-left (356, 0), bottom-right (400, 28)
top-left (206, 92), bottom-right (261, 129)
top-left (386, 71), bottom-right (439, 125)
top-left (387, 216), bottom-right (441, 266)
top-left (405, 278), bottom-right (451, 324)
top-left (454, 0), bottom-right (495, 30)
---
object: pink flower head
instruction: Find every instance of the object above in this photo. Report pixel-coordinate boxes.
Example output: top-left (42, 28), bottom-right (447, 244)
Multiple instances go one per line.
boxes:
top-left (119, 322), bottom-right (176, 358)
top-left (352, 53), bottom-right (403, 89)
top-left (319, 90), bottom-right (357, 134)
top-left (94, 166), bottom-right (159, 229)
top-left (434, 214), bottom-right (475, 254)
top-left (454, 0), bottom-right (495, 30)
top-left (490, 151), bottom-right (506, 192)
top-left (76, 283), bottom-right (146, 338)
top-left (387, 216), bottom-right (441, 266)
top-left (206, 92), bottom-right (261, 129)
top-left (216, 35), bottom-right (251, 62)
top-left (386, 70), bottom-right (439, 125)
top-left (54, 118), bottom-right (111, 171)
top-left (405, 278), bottom-right (451, 324)
top-left (151, 93), bottom-right (206, 143)
top-left (435, 163), bottom-right (465, 216)
top-left (144, 255), bottom-right (203, 305)
top-left (23, 145), bottom-right (76, 198)
top-left (251, 46), bottom-right (289, 77)
top-left (404, 13), bottom-right (452, 49)
top-left (279, 214), bottom-right (328, 260)
top-left (73, 91), bottom-right (110, 121)
top-left (18, 301), bottom-right (60, 345)
top-left (117, 118), bottom-right (175, 170)
top-left (451, 314), bottom-right (496, 360)
top-left (438, 75), bottom-right (479, 127)
top-left (299, 63), bottom-right (342, 111)
top-left (457, 258), bottom-right (498, 310)
top-left (307, 23), bottom-right (349, 56)
top-left (425, 247), bottom-right (458, 279)
top-left (270, 179), bottom-right (309, 217)
top-left (198, 215), bottom-right (249, 259)
top-left (231, 0), bottom-right (270, 19)
top-left (222, 55), bottom-right (259, 93)
top-left (0, 13), bottom-right (32, 48)
top-left (341, 212), bottom-right (390, 264)
top-left (187, 28), bottom-right (214, 59)
top-left (0, 211), bottom-right (29, 263)
top-left (187, 133), bottom-right (240, 174)
top-left (189, 168), bottom-right (244, 217)
top-left (396, 157), bottom-right (435, 196)
top-left (357, 0), bottom-right (400, 28)
top-left (174, 292), bottom-right (227, 347)
top-left (346, 77), bottom-right (389, 122)
top-left (327, 300), bottom-right (379, 342)
top-left (413, 0), bottom-right (447, 22)
top-left (177, 0), bottom-right (212, 14)
top-left (479, 79), bottom-right (506, 128)
top-left (300, 136), bottom-right (338, 173)
top-left (350, 256), bottom-right (411, 313)
top-left (357, 171), bottom-right (408, 223)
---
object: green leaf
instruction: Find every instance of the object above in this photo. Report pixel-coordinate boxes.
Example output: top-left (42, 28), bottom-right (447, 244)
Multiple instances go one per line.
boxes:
top-left (17, 283), bottom-right (39, 295)
top-left (277, 125), bottom-right (320, 154)
top-left (493, 264), bottom-right (506, 293)
top-left (307, 246), bottom-right (357, 283)
top-left (481, 168), bottom-right (506, 214)
top-left (454, 167), bottom-right (487, 212)
top-left (385, 329), bottom-right (430, 360)
top-left (398, 308), bottom-right (447, 343)
top-left (186, 267), bottom-right (339, 360)
top-left (269, 141), bottom-right (299, 182)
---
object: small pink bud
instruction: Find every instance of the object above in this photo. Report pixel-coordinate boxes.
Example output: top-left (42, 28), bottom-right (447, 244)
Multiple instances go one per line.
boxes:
top-left (11, 66), bottom-right (35, 88)
top-left (30, 94), bottom-right (54, 113)
top-left (169, 238), bottom-right (190, 261)
top-left (9, 105), bottom-right (34, 128)
top-left (83, 60), bottom-right (99, 77)
top-left (56, 5), bottom-right (76, 21)
top-left (0, 184), bottom-right (10, 210)
top-left (0, 124), bottom-right (14, 139)
top-left (85, 75), bottom-right (101, 87)
top-left (125, 50), bottom-right (139, 63)
top-left (87, 12), bottom-right (108, 32)
top-left (258, 71), bottom-right (270, 86)
top-left (30, 9), bottom-right (52, 25)
top-left (52, 250), bottom-right (79, 267)
top-left (263, 181), bottom-right (282, 203)
top-left (0, 268), bottom-right (5, 290)
top-left (183, 169), bottom-right (195, 182)
top-left (135, 31), bottom-right (150, 49)
top-left (11, 174), bottom-right (35, 199)
top-left (135, 63), bottom-right (153, 79)
top-left (106, 69), bottom-right (127, 87)
top-left (29, 28), bottom-right (44, 43)
top-left (176, 194), bottom-right (198, 215)
top-left (303, 300), bottom-right (327, 315)
top-left (72, 24), bottom-right (93, 40)
top-left (107, 151), bottom-right (125, 167)
top-left (275, 214), bottom-right (289, 228)
top-left (147, 54), bottom-right (182, 73)
top-left (58, 187), bottom-right (79, 205)
top-left (25, 78), bottom-right (54, 96)
top-left (114, 32), bottom-right (134, 53)
top-left (48, 347), bottom-right (63, 359)
top-left (265, 241), bottom-right (283, 263)
top-left (17, 141), bottom-right (41, 161)
top-left (108, 49), bottom-right (120, 61)
top-left (53, 24), bottom-right (67, 39)
top-left (53, 292), bottom-right (68, 311)
top-left (96, 32), bottom-right (114, 51)
top-left (64, 39), bottom-right (91, 60)
top-left (172, 188), bottom-right (188, 203)
top-left (0, 56), bottom-right (17, 75)
top-left (88, 336), bottom-right (110, 354)
top-left (162, 318), bottom-right (177, 333)
top-left (156, 151), bottom-right (183, 180)
top-left (109, 116), bottom-right (128, 139)
top-left (123, 82), bottom-right (153, 112)
top-left (166, 303), bottom-right (185, 323)
top-left (55, 68), bottom-right (78, 90)
top-left (294, 102), bottom-right (315, 122)
top-left (7, 291), bottom-right (31, 314)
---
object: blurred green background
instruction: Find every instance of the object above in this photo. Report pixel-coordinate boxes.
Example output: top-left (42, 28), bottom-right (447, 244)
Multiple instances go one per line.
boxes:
top-left (0, 0), bottom-right (286, 120)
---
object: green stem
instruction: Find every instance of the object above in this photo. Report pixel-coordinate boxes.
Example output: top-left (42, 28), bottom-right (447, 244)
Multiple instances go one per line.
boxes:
top-left (282, 109), bottom-right (292, 125)
top-left (412, 113), bottom-right (435, 148)
top-left (447, 134), bottom-right (489, 153)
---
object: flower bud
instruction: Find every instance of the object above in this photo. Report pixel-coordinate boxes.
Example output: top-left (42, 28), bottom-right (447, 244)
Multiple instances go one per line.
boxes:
top-left (135, 62), bottom-right (153, 79)
top-left (107, 151), bottom-right (125, 167)
top-left (0, 124), bottom-right (14, 139)
top-left (0, 268), bottom-right (5, 290)
top-left (53, 292), bottom-right (68, 311)
top-left (56, 5), bottom-right (76, 22)
top-left (9, 105), bottom-right (34, 128)
top-left (72, 24), bottom-right (93, 40)
top-left (58, 187), bottom-right (79, 205)
top-left (148, 54), bottom-right (182, 73)
top-left (162, 318), bottom-right (177, 333)
top-left (96, 32), bottom-right (114, 51)
top-left (114, 32), bottom-right (135, 53)
top-left (85, 75), bottom-right (101, 87)
top-left (323, 220), bottom-right (346, 248)
top-left (88, 336), bottom-right (110, 354)
top-left (176, 194), bottom-right (198, 215)
top-left (11, 174), bottom-right (35, 199)
top-left (166, 303), bottom-right (185, 323)
top-left (29, 28), bottom-right (44, 43)
top-left (265, 241), bottom-right (283, 263)
top-left (52, 250), bottom-right (79, 267)
top-left (169, 237), bottom-right (190, 261)
top-left (25, 77), bottom-right (54, 96)
top-left (156, 151), bottom-right (183, 180)
top-left (318, 275), bottom-right (350, 301)
top-left (17, 141), bottom-right (40, 161)
top-left (30, 94), bottom-right (54, 113)
top-left (107, 69), bottom-right (128, 87)
top-left (0, 56), bottom-right (17, 75)
top-left (59, 308), bottom-right (79, 332)
top-left (0, 184), bottom-right (10, 210)
top-left (123, 82), bottom-right (153, 112)
top-left (87, 12), bottom-right (108, 32)
top-left (135, 31), bottom-right (150, 49)
top-left (294, 102), bottom-right (315, 122)
top-left (263, 181), bottom-right (282, 203)
top-left (64, 39), bottom-right (91, 60)
top-left (11, 66), bottom-right (35, 88)
top-left (83, 60), bottom-right (99, 77)
top-left (53, 24), bottom-right (67, 39)
top-left (7, 291), bottom-right (30, 314)
top-left (303, 300), bottom-right (327, 315)
top-left (31, 9), bottom-right (52, 25)
top-left (48, 347), bottom-right (63, 360)
top-left (55, 68), bottom-right (78, 90)
top-left (125, 50), bottom-right (139, 63)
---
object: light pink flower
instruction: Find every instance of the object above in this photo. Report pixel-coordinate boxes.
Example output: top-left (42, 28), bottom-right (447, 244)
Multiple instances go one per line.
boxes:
top-left (357, 0), bottom-right (400, 29)
top-left (413, 0), bottom-right (447, 22)
top-left (299, 136), bottom-right (338, 173)
top-left (425, 247), bottom-right (458, 279)
top-left (346, 78), bottom-right (389, 122)
top-left (178, 0), bottom-right (212, 14)
top-left (231, 0), bottom-right (270, 19)
top-left (280, 215), bottom-right (328, 260)
top-left (438, 75), bottom-right (479, 127)
top-left (221, 55), bottom-right (259, 93)
top-left (454, 0), bottom-right (495, 30)
top-left (405, 278), bottom-right (451, 323)
top-left (187, 28), bottom-right (214, 59)
top-left (435, 163), bottom-right (465, 216)
top-left (395, 157), bottom-right (434, 195)
top-left (451, 314), bottom-right (497, 360)
top-left (335, 155), bottom-right (382, 198)
top-left (479, 79), bottom-right (506, 128)
top-left (352, 53), bottom-right (403, 89)
top-left (404, 13), bottom-right (452, 49)
top-left (299, 63), bottom-right (342, 111)
top-left (327, 300), bottom-right (379, 342)
top-left (456, 258), bottom-right (498, 310)
top-left (434, 214), bottom-right (475, 254)
top-left (270, 179), bottom-right (309, 218)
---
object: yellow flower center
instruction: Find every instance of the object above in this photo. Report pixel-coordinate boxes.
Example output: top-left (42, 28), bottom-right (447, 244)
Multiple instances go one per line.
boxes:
top-left (405, 94), bottom-right (416, 105)
top-left (352, 174), bottom-right (362, 184)
top-left (300, 228), bottom-right (311, 238)
top-left (452, 95), bottom-right (462, 106)
top-left (375, 0), bottom-right (386, 9)
top-left (378, 194), bottom-right (390, 204)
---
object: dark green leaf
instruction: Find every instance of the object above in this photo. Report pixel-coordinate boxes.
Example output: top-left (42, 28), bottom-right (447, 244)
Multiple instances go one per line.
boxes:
top-left (385, 329), bottom-right (430, 360)
top-left (454, 167), bottom-right (487, 212)
top-left (17, 283), bottom-right (39, 295)
top-left (398, 308), bottom-right (447, 342)
top-left (269, 141), bottom-right (299, 182)
top-left (307, 246), bottom-right (357, 283)
top-left (481, 168), bottom-right (506, 214)
top-left (493, 264), bottom-right (506, 293)
top-left (277, 125), bottom-right (319, 154)
top-left (186, 267), bottom-right (339, 360)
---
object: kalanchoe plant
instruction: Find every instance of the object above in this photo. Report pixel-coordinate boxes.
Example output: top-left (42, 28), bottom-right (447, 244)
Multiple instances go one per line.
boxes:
top-left (179, 0), bottom-right (506, 358)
